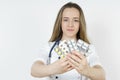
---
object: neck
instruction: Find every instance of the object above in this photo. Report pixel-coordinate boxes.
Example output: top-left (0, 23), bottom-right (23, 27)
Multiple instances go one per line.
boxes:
top-left (61, 36), bottom-right (77, 41)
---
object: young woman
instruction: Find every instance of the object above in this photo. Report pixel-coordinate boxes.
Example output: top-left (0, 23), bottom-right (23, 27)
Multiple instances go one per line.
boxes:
top-left (31, 2), bottom-right (105, 80)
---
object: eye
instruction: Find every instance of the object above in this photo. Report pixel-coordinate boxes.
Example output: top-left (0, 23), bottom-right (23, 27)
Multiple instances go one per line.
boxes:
top-left (63, 19), bottom-right (68, 22)
top-left (74, 19), bottom-right (79, 22)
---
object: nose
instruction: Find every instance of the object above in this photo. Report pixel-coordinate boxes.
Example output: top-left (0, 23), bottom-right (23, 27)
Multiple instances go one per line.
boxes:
top-left (69, 20), bottom-right (73, 27)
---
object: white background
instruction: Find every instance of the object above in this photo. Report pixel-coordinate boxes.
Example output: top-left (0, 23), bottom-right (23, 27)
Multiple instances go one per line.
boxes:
top-left (0, 0), bottom-right (120, 80)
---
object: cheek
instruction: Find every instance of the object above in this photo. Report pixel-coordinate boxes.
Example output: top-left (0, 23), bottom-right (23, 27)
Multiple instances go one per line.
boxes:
top-left (61, 24), bottom-right (65, 32)
top-left (75, 23), bottom-right (80, 27)
top-left (62, 22), bottom-right (67, 30)
top-left (62, 22), bottom-right (68, 27)
top-left (76, 28), bottom-right (79, 33)
top-left (75, 24), bottom-right (80, 32)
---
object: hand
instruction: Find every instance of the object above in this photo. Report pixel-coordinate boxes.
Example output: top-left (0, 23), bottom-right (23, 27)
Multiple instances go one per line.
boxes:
top-left (66, 51), bottom-right (90, 75)
top-left (49, 57), bottom-right (73, 74)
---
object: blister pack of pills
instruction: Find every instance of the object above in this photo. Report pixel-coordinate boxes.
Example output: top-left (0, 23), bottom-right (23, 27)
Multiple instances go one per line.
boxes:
top-left (54, 39), bottom-right (92, 58)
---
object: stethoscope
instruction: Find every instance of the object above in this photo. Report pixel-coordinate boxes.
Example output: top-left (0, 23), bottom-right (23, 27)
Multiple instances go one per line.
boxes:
top-left (47, 39), bottom-right (60, 65)
top-left (47, 39), bottom-right (60, 80)
top-left (47, 39), bottom-right (83, 80)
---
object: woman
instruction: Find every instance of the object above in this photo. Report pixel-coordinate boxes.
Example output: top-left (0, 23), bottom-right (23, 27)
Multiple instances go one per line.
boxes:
top-left (31, 2), bottom-right (105, 80)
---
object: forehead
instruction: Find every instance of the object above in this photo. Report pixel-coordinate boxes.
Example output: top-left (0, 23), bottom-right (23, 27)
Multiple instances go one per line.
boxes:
top-left (62, 8), bottom-right (80, 17)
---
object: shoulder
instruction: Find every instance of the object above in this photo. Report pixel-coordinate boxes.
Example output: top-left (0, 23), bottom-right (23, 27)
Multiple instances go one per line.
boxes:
top-left (87, 43), bottom-right (97, 56)
top-left (40, 41), bottom-right (55, 50)
top-left (87, 44), bottom-right (102, 66)
top-left (89, 44), bottom-right (96, 52)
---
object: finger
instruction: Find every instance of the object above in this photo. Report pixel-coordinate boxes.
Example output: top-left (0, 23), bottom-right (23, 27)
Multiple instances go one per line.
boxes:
top-left (67, 53), bottom-right (81, 64)
top-left (67, 56), bottom-right (80, 67)
top-left (60, 57), bottom-right (68, 62)
top-left (72, 51), bottom-right (85, 59)
top-left (68, 59), bottom-right (76, 68)
top-left (66, 63), bottom-right (73, 69)
top-left (67, 57), bottom-right (85, 72)
top-left (62, 61), bottom-right (73, 72)
top-left (67, 66), bottom-right (73, 71)
top-left (61, 60), bottom-right (70, 67)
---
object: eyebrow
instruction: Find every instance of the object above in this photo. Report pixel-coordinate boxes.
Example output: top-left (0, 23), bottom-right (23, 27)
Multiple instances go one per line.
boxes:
top-left (63, 17), bottom-right (79, 19)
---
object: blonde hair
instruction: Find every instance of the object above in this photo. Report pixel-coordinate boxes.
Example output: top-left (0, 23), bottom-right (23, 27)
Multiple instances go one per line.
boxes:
top-left (49, 2), bottom-right (90, 44)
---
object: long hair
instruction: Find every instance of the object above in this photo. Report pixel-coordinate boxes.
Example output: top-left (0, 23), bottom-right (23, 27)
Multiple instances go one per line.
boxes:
top-left (49, 2), bottom-right (90, 44)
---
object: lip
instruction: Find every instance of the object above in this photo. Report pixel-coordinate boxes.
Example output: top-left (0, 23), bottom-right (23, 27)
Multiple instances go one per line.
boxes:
top-left (67, 29), bottom-right (74, 31)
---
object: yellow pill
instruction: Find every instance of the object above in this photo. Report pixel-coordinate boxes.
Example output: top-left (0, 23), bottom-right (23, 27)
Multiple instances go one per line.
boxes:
top-left (58, 51), bottom-right (62, 55)
top-left (54, 48), bottom-right (59, 52)
top-left (61, 55), bottom-right (65, 58)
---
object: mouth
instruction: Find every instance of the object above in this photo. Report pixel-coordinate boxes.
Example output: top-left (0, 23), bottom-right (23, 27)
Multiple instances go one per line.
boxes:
top-left (67, 29), bottom-right (74, 31)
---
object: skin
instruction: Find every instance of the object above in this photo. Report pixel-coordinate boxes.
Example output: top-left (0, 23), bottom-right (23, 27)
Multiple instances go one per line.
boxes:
top-left (31, 8), bottom-right (105, 80)
top-left (61, 8), bottom-right (80, 41)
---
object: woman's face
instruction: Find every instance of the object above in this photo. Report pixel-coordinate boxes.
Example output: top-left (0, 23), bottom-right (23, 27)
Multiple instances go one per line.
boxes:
top-left (61, 7), bottom-right (80, 40)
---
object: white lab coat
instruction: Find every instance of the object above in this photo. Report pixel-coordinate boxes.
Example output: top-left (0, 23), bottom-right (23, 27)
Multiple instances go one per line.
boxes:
top-left (35, 41), bottom-right (101, 80)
